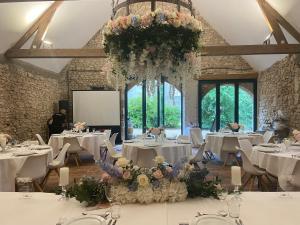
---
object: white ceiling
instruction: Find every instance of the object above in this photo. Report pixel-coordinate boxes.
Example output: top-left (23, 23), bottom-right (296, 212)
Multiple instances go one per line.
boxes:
top-left (0, 0), bottom-right (299, 73)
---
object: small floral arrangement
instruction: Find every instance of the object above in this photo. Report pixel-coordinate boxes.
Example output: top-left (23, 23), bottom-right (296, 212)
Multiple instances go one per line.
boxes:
top-left (148, 127), bottom-right (164, 136)
top-left (227, 123), bottom-right (243, 132)
top-left (99, 156), bottom-right (220, 204)
top-left (292, 129), bottom-right (300, 142)
top-left (0, 133), bottom-right (12, 151)
top-left (102, 9), bottom-right (202, 90)
top-left (74, 122), bottom-right (86, 132)
top-left (66, 176), bottom-right (106, 207)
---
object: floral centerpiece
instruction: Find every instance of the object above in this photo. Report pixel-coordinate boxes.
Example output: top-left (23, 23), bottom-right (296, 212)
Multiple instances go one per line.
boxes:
top-left (0, 133), bottom-right (11, 152)
top-left (227, 123), bottom-right (243, 132)
top-left (292, 129), bottom-right (300, 142)
top-left (73, 122), bottom-right (86, 133)
top-left (102, 9), bottom-right (202, 90)
top-left (98, 156), bottom-right (220, 204)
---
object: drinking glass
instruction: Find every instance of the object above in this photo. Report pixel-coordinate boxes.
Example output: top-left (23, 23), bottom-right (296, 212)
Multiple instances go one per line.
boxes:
top-left (227, 195), bottom-right (241, 218)
top-left (217, 189), bottom-right (228, 216)
top-left (111, 202), bottom-right (121, 220)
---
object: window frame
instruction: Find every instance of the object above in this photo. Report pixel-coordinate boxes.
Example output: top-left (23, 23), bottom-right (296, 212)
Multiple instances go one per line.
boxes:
top-left (198, 79), bottom-right (257, 132)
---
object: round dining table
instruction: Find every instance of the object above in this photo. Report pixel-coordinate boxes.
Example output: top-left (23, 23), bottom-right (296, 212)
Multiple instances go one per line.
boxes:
top-left (48, 133), bottom-right (107, 160)
top-left (204, 132), bottom-right (264, 159)
top-left (122, 140), bottom-right (192, 165)
top-left (0, 144), bottom-right (53, 192)
top-left (250, 143), bottom-right (300, 190)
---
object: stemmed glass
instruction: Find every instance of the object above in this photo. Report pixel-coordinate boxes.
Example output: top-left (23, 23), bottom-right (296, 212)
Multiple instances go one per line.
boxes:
top-left (217, 188), bottom-right (228, 217)
top-left (104, 184), bottom-right (113, 216)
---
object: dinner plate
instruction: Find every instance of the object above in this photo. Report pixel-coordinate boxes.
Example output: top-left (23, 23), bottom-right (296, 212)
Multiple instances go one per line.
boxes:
top-left (123, 140), bottom-right (134, 143)
top-left (192, 215), bottom-right (234, 225)
top-left (62, 215), bottom-right (106, 225)
top-left (13, 152), bottom-right (38, 156)
top-left (259, 143), bottom-right (278, 148)
top-left (257, 148), bottom-right (278, 153)
top-left (291, 142), bottom-right (300, 147)
top-left (30, 145), bottom-right (50, 150)
top-left (144, 143), bottom-right (161, 147)
top-left (178, 141), bottom-right (192, 144)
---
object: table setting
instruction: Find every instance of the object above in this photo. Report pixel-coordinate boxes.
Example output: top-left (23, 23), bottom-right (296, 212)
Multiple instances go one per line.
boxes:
top-left (48, 132), bottom-right (106, 160)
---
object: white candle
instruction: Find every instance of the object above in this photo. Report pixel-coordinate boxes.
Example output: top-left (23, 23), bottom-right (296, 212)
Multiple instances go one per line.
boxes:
top-left (231, 166), bottom-right (242, 186)
top-left (59, 167), bottom-right (69, 186)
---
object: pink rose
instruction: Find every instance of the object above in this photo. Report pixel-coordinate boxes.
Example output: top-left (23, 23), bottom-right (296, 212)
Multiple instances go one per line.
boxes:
top-left (101, 172), bottom-right (111, 182)
top-left (153, 169), bottom-right (164, 179)
top-left (166, 166), bottom-right (173, 173)
top-left (123, 170), bottom-right (132, 180)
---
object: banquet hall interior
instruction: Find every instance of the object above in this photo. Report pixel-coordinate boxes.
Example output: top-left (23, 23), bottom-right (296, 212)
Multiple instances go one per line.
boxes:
top-left (1, 0), bottom-right (300, 224)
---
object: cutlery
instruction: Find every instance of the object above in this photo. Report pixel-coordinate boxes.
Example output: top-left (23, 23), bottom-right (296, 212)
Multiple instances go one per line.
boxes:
top-left (235, 219), bottom-right (241, 225)
top-left (107, 219), bottom-right (113, 225)
top-left (112, 220), bottom-right (117, 225)
top-left (81, 212), bottom-right (110, 218)
top-left (239, 219), bottom-right (244, 225)
top-left (197, 212), bottom-right (227, 217)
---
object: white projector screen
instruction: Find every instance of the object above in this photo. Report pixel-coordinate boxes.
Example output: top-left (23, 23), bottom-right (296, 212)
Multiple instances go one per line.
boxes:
top-left (73, 91), bottom-right (120, 126)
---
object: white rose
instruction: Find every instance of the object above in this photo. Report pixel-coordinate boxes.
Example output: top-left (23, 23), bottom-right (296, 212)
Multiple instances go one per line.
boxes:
top-left (116, 157), bottom-right (129, 168)
top-left (154, 155), bottom-right (165, 164)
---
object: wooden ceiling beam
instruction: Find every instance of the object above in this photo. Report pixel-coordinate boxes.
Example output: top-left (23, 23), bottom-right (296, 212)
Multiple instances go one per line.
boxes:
top-left (257, 0), bottom-right (287, 44)
top-left (10, 1), bottom-right (62, 49)
top-left (0, 0), bottom-right (67, 2)
top-left (261, 0), bottom-right (300, 43)
top-left (5, 44), bottom-right (300, 58)
top-left (198, 72), bottom-right (258, 81)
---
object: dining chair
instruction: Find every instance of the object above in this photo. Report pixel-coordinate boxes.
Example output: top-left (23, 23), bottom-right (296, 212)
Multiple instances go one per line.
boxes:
top-left (278, 163), bottom-right (300, 191)
top-left (237, 146), bottom-right (268, 191)
top-left (136, 147), bottom-right (157, 168)
top-left (238, 138), bottom-right (253, 158)
top-left (36, 134), bottom-right (46, 145)
top-left (110, 132), bottom-right (119, 147)
top-left (17, 154), bottom-right (48, 192)
top-left (222, 136), bottom-right (240, 166)
top-left (104, 130), bottom-right (112, 140)
top-left (189, 142), bottom-right (206, 168)
top-left (263, 130), bottom-right (274, 144)
top-left (63, 137), bottom-right (83, 167)
top-left (104, 140), bottom-right (122, 164)
top-left (190, 128), bottom-right (204, 147)
top-left (42, 143), bottom-right (70, 187)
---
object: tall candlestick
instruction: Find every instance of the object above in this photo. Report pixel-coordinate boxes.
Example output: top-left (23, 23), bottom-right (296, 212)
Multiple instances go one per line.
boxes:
top-left (59, 167), bottom-right (69, 187)
top-left (231, 166), bottom-right (242, 186)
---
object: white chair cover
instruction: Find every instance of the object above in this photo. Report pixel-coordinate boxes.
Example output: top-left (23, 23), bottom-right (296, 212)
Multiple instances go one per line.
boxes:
top-left (104, 130), bottom-right (111, 140)
top-left (110, 132), bottom-right (118, 147)
top-left (238, 138), bottom-right (253, 158)
top-left (17, 154), bottom-right (48, 180)
top-left (36, 134), bottom-right (46, 145)
top-left (190, 128), bottom-right (204, 147)
top-left (104, 140), bottom-right (119, 158)
top-left (49, 143), bottom-right (70, 168)
top-left (263, 130), bottom-right (274, 144)
top-left (239, 148), bottom-right (265, 176)
top-left (136, 148), bottom-right (157, 168)
top-left (63, 137), bottom-right (82, 153)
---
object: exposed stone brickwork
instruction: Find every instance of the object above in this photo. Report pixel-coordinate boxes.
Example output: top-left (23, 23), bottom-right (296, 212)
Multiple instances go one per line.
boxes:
top-left (0, 57), bottom-right (64, 141)
top-left (258, 55), bottom-right (300, 129)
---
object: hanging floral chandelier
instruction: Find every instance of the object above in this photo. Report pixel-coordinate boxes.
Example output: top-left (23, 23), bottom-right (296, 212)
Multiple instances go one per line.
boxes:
top-left (102, 0), bottom-right (202, 91)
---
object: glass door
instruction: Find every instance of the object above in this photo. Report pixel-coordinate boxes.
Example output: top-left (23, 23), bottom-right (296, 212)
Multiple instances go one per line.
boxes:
top-left (199, 80), bottom-right (257, 132)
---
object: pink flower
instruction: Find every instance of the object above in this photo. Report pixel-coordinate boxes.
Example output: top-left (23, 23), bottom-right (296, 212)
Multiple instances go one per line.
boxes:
top-left (123, 170), bottom-right (132, 180)
top-left (166, 167), bottom-right (173, 173)
top-left (101, 172), bottom-right (111, 182)
top-left (153, 169), bottom-right (164, 179)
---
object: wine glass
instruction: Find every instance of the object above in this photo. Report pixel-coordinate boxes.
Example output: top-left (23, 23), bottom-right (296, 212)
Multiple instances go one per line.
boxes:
top-left (217, 188), bottom-right (228, 216)
top-left (111, 202), bottom-right (121, 220)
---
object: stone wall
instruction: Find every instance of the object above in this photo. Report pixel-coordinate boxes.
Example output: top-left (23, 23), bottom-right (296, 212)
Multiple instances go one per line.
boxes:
top-left (258, 55), bottom-right (300, 129)
top-left (61, 14), bottom-right (254, 136)
top-left (0, 57), bottom-right (64, 141)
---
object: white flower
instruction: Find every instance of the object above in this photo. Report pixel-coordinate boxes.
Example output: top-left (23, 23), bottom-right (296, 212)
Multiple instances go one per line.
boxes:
top-left (154, 155), bottom-right (165, 164)
top-left (136, 186), bottom-right (153, 204)
top-left (115, 157), bottom-right (129, 168)
top-left (137, 174), bottom-right (149, 187)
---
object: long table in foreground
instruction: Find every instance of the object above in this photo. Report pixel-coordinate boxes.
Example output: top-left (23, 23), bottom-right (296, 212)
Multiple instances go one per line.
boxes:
top-left (0, 192), bottom-right (300, 225)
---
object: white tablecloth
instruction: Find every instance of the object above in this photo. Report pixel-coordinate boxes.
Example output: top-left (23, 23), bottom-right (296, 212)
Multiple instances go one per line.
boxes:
top-left (48, 133), bottom-right (106, 160)
top-left (0, 146), bottom-right (53, 192)
top-left (205, 133), bottom-right (264, 159)
top-left (122, 141), bottom-right (192, 164)
top-left (1, 192), bottom-right (300, 225)
top-left (250, 144), bottom-right (300, 190)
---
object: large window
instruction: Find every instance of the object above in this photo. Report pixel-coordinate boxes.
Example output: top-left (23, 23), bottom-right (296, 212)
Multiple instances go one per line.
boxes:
top-left (199, 80), bottom-right (257, 135)
top-left (125, 80), bottom-right (182, 139)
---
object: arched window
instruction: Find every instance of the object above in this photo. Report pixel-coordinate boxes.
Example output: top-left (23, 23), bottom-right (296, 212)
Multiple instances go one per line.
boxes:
top-left (199, 80), bottom-right (257, 135)
top-left (125, 80), bottom-right (182, 139)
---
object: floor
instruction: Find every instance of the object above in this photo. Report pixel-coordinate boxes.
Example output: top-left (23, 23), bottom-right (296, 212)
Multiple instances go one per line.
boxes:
top-left (43, 152), bottom-right (278, 193)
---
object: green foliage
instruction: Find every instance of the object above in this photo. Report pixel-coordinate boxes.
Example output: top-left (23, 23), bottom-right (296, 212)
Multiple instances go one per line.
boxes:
top-left (201, 86), bottom-right (254, 130)
top-left (128, 96), bottom-right (180, 128)
top-left (66, 177), bottom-right (106, 207)
top-left (185, 168), bottom-right (220, 198)
top-left (104, 23), bottom-right (201, 65)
